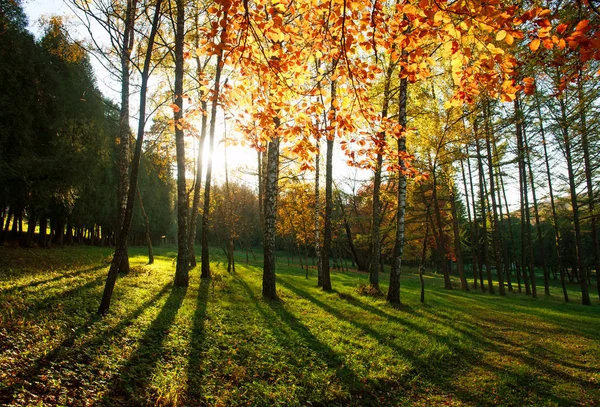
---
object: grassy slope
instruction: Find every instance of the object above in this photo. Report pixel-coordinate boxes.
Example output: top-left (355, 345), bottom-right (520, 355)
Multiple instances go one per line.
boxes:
top-left (0, 245), bottom-right (599, 406)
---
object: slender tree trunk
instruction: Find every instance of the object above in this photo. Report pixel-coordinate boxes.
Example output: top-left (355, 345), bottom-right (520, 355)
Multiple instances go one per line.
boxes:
top-left (116, 0), bottom-right (137, 275)
top-left (224, 131), bottom-right (235, 274)
top-left (188, 5), bottom-right (209, 269)
top-left (388, 78), bottom-right (408, 304)
top-left (499, 165), bottom-right (522, 293)
top-left (518, 98), bottom-right (537, 297)
top-left (188, 101), bottom-right (206, 268)
top-left (475, 131), bottom-right (494, 294)
top-left (321, 81), bottom-right (336, 292)
top-left (460, 145), bottom-right (480, 290)
top-left (536, 92), bottom-right (568, 302)
top-left (369, 149), bottom-right (383, 289)
top-left (491, 147), bottom-right (512, 292)
top-left (201, 26), bottom-right (225, 279)
top-left (314, 138), bottom-right (323, 286)
top-left (577, 76), bottom-right (600, 301)
top-left (98, 0), bottom-right (162, 315)
top-left (484, 101), bottom-right (505, 295)
top-left (449, 186), bottom-right (469, 291)
top-left (523, 118), bottom-right (549, 296)
top-left (515, 99), bottom-right (533, 296)
top-left (263, 128), bottom-right (280, 299)
top-left (137, 187), bottom-right (154, 264)
top-left (419, 208), bottom-right (431, 304)
top-left (173, 0), bottom-right (189, 286)
top-left (559, 95), bottom-right (590, 305)
top-left (370, 65), bottom-right (394, 291)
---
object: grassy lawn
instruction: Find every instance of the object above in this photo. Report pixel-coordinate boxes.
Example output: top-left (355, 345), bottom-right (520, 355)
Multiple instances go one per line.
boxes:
top-left (1, 245), bottom-right (599, 406)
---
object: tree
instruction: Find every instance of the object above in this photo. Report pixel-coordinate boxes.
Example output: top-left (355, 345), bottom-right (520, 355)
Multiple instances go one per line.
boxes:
top-left (98, 0), bottom-right (164, 315)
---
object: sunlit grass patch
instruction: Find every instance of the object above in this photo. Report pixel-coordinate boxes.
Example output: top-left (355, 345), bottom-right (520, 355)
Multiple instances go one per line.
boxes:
top-left (1, 245), bottom-right (599, 406)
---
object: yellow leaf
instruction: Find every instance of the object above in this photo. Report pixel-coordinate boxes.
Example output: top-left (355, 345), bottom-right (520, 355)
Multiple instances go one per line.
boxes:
top-left (505, 33), bottom-right (514, 45)
top-left (496, 30), bottom-right (507, 41)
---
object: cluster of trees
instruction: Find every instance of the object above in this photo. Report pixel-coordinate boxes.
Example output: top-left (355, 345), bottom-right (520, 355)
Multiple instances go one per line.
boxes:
top-left (0, 2), bottom-right (174, 251)
top-left (3, 0), bottom-right (600, 313)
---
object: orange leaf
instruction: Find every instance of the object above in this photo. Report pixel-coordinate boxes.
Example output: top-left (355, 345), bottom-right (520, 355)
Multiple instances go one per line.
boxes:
top-left (170, 103), bottom-right (181, 113)
top-left (575, 19), bottom-right (589, 31)
top-left (529, 38), bottom-right (541, 51)
top-left (556, 23), bottom-right (568, 34)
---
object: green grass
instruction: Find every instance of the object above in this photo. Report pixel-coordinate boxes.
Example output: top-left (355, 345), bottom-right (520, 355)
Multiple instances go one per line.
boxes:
top-left (1, 245), bottom-right (599, 406)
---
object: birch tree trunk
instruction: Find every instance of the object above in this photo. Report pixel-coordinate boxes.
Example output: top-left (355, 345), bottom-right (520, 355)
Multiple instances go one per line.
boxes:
top-left (173, 0), bottom-right (189, 287)
top-left (263, 128), bottom-right (280, 299)
top-left (388, 77), bottom-right (408, 304)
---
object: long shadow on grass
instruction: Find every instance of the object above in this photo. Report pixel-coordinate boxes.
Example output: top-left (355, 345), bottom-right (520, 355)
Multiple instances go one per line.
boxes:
top-left (232, 272), bottom-right (363, 405)
top-left (185, 278), bottom-right (210, 404)
top-left (0, 282), bottom-right (173, 405)
top-left (343, 285), bottom-right (588, 405)
top-left (278, 278), bottom-right (517, 406)
top-left (0, 264), bottom-right (107, 295)
top-left (102, 286), bottom-right (187, 405)
top-left (419, 301), bottom-right (599, 400)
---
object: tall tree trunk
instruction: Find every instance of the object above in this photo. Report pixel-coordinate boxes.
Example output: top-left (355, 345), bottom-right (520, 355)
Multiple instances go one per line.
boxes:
top-left (475, 130), bottom-right (494, 294)
top-left (314, 138), bottom-right (323, 285)
top-left (449, 185), bottom-right (469, 291)
top-left (258, 149), bottom-right (263, 225)
top-left (491, 143), bottom-right (512, 292)
top-left (188, 101), bottom-right (206, 268)
top-left (321, 81), bottom-right (336, 292)
top-left (431, 166), bottom-right (452, 289)
top-left (388, 77), bottom-right (408, 304)
top-left (369, 150), bottom-right (383, 289)
top-left (523, 117), bottom-right (549, 296)
top-left (174, 0), bottom-right (189, 286)
top-left (484, 101), bottom-right (505, 295)
top-left (224, 131), bottom-right (235, 274)
top-left (370, 64), bottom-right (394, 291)
top-left (188, 4), bottom-right (209, 269)
top-left (559, 94), bottom-right (591, 305)
top-left (116, 0), bottom-right (137, 275)
top-left (98, 0), bottom-right (162, 315)
top-left (499, 164), bottom-right (522, 293)
top-left (137, 187), bottom-right (154, 264)
top-left (419, 207), bottom-right (431, 304)
top-left (577, 76), bottom-right (600, 301)
top-left (201, 25), bottom-right (225, 279)
top-left (263, 127), bottom-right (280, 299)
top-left (536, 92), bottom-right (568, 302)
top-left (460, 145), bottom-right (480, 290)
top-left (515, 99), bottom-right (533, 296)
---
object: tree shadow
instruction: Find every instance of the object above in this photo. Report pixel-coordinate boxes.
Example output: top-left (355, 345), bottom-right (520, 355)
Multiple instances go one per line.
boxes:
top-left (102, 285), bottom-right (187, 405)
top-left (0, 264), bottom-right (107, 295)
top-left (231, 272), bottom-right (367, 405)
top-left (185, 278), bottom-right (210, 405)
top-left (0, 282), bottom-right (173, 405)
top-left (277, 277), bottom-right (572, 406)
